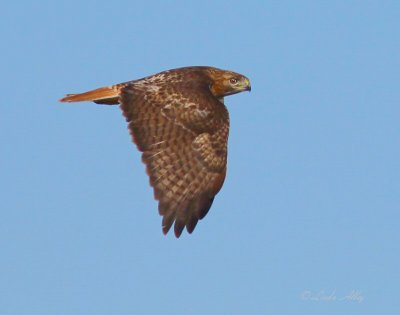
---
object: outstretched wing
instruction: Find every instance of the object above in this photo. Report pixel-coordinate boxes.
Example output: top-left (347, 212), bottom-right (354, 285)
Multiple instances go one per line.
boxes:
top-left (119, 80), bottom-right (229, 237)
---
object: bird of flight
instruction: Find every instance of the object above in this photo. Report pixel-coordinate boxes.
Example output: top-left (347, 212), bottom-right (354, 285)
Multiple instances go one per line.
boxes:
top-left (60, 66), bottom-right (251, 237)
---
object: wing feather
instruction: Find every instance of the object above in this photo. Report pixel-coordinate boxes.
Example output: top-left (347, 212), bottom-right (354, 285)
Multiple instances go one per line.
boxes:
top-left (119, 79), bottom-right (229, 237)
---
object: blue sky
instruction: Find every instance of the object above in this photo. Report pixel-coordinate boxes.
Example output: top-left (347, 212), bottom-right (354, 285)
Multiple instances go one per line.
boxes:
top-left (1, 1), bottom-right (399, 314)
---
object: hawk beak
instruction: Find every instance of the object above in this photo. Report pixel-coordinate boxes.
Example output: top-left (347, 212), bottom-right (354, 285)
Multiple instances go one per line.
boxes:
top-left (244, 78), bottom-right (251, 92)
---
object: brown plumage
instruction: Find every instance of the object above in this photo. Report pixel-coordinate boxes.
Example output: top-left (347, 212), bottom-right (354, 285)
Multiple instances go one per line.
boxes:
top-left (60, 66), bottom-right (251, 237)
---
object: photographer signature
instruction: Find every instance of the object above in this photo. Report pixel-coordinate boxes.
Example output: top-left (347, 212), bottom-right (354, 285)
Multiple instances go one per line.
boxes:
top-left (300, 290), bottom-right (364, 303)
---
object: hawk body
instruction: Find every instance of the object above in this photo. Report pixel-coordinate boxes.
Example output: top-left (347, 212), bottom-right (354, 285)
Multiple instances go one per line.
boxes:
top-left (60, 66), bottom-right (251, 237)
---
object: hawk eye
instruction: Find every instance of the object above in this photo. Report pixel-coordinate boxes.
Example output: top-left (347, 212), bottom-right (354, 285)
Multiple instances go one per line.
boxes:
top-left (229, 78), bottom-right (238, 84)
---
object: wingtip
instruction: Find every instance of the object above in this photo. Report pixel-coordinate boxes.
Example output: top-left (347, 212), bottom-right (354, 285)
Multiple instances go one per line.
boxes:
top-left (162, 226), bottom-right (182, 238)
top-left (174, 228), bottom-right (183, 238)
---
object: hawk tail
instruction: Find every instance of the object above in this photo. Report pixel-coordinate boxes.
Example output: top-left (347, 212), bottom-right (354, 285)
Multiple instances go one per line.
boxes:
top-left (59, 85), bottom-right (122, 105)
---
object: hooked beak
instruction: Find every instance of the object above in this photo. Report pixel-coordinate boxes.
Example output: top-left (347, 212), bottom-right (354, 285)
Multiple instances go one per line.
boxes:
top-left (244, 78), bottom-right (251, 92)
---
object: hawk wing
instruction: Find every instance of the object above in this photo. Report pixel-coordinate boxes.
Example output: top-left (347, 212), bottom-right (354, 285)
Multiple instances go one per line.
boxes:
top-left (119, 81), bottom-right (229, 237)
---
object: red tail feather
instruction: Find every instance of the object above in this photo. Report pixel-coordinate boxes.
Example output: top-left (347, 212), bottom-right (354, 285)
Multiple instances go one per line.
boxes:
top-left (59, 85), bottom-right (121, 104)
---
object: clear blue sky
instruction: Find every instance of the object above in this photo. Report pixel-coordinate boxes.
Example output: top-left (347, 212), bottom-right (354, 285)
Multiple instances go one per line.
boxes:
top-left (1, 1), bottom-right (399, 314)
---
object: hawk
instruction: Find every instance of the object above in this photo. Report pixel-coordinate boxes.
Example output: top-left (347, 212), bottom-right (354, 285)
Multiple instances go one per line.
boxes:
top-left (60, 66), bottom-right (251, 237)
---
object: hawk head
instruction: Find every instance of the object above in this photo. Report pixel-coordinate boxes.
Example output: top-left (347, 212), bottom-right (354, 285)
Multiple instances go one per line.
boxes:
top-left (207, 69), bottom-right (251, 98)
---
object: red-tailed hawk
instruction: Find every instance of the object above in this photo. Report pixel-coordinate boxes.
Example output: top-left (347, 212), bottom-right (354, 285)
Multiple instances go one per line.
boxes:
top-left (60, 66), bottom-right (251, 237)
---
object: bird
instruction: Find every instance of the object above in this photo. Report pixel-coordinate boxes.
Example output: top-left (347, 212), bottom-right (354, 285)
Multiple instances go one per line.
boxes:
top-left (60, 66), bottom-right (251, 237)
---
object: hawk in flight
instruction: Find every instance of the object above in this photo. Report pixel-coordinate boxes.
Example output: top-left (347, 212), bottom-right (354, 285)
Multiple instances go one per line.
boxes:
top-left (60, 66), bottom-right (251, 237)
